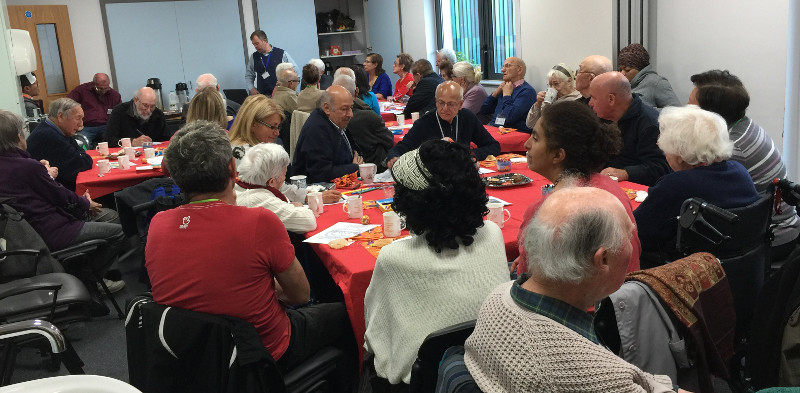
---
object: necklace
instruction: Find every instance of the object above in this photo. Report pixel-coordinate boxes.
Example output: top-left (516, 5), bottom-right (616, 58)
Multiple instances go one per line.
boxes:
top-left (435, 111), bottom-right (459, 142)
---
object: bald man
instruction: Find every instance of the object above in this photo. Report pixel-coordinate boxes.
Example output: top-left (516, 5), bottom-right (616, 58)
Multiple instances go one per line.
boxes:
top-left (575, 55), bottom-right (613, 104)
top-left (479, 57), bottom-right (537, 133)
top-left (589, 72), bottom-right (669, 186)
top-left (386, 81), bottom-right (499, 168)
top-left (104, 87), bottom-right (166, 146)
top-left (291, 85), bottom-right (364, 183)
top-left (69, 72), bottom-right (122, 145)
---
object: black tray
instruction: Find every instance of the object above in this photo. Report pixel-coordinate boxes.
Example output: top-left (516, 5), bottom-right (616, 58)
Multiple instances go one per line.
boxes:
top-left (483, 173), bottom-right (533, 188)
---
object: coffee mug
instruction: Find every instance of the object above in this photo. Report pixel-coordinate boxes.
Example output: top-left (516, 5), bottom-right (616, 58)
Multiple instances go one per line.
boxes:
top-left (341, 195), bottom-right (363, 219)
top-left (396, 114), bottom-right (405, 126)
top-left (382, 211), bottom-right (406, 237)
top-left (142, 141), bottom-right (153, 150)
top-left (290, 175), bottom-right (307, 189)
top-left (411, 112), bottom-right (420, 121)
top-left (359, 163), bottom-right (377, 184)
top-left (97, 142), bottom-right (109, 156)
top-left (543, 88), bottom-right (558, 104)
top-left (487, 202), bottom-right (511, 228)
top-left (144, 148), bottom-right (155, 159)
top-left (307, 191), bottom-right (324, 216)
top-left (118, 155), bottom-right (131, 170)
top-left (97, 159), bottom-right (111, 176)
top-left (124, 146), bottom-right (136, 160)
top-left (118, 137), bottom-right (132, 148)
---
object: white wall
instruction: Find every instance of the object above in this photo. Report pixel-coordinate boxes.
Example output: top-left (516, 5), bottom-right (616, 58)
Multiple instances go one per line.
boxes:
top-left (655, 0), bottom-right (789, 146)
top-left (399, 0), bottom-right (437, 65)
top-left (0, 0), bottom-right (24, 114)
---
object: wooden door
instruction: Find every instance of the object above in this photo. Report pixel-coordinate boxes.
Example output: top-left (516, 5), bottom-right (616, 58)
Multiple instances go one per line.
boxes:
top-left (8, 5), bottom-right (80, 113)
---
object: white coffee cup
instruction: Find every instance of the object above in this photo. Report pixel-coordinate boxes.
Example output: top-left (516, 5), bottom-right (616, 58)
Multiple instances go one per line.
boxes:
top-left (487, 202), bottom-right (511, 228)
top-left (411, 112), bottom-right (420, 121)
top-left (144, 147), bottom-right (155, 159)
top-left (342, 195), bottom-right (363, 219)
top-left (124, 146), bottom-right (136, 160)
top-left (97, 142), bottom-right (109, 156)
top-left (359, 163), bottom-right (377, 184)
top-left (543, 87), bottom-right (558, 104)
top-left (118, 137), bottom-right (132, 148)
top-left (307, 191), bottom-right (324, 216)
top-left (118, 155), bottom-right (131, 170)
top-left (383, 211), bottom-right (406, 237)
top-left (290, 175), bottom-right (307, 189)
top-left (396, 114), bottom-right (405, 126)
top-left (97, 159), bottom-right (111, 176)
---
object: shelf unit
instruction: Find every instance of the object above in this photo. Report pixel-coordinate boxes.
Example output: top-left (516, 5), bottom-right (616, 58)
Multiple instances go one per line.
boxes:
top-left (314, 0), bottom-right (367, 73)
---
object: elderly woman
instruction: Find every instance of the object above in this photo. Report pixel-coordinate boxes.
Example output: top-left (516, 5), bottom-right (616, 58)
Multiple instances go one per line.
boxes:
top-left (186, 87), bottom-right (229, 130)
top-left (391, 53), bottom-right (415, 101)
top-left (364, 53), bottom-right (392, 99)
top-left (363, 140), bottom-right (509, 388)
top-left (634, 105), bottom-right (759, 266)
top-left (438, 59), bottom-right (454, 81)
top-left (236, 143), bottom-right (316, 234)
top-left (617, 43), bottom-right (681, 110)
top-left (525, 63), bottom-right (582, 129)
top-left (451, 61), bottom-right (486, 116)
top-left (512, 100), bottom-right (640, 275)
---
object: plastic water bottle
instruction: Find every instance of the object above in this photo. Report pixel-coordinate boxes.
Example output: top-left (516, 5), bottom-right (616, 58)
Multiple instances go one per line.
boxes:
top-left (168, 91), bottom-right (178, 111)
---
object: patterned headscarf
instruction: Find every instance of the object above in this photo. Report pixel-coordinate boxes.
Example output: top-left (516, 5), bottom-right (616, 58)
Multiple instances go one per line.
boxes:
top-left (391, 148), bottom-right (434, 191)
top-left (618, 43), bottom-right (650, 71)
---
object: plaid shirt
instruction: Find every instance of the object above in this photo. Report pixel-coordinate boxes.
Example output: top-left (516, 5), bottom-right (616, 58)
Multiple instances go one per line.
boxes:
top-left (510, 275), bottom-right (598, 344)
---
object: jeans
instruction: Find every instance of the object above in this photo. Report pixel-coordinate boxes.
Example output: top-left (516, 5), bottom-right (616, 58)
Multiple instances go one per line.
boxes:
top-left (70, 208), bottom-right (125, 274)
top-left (77, 125), bottom-right (107, 147)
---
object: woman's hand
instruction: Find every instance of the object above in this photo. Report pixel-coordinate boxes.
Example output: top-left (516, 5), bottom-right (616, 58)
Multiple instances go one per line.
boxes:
top-left (535, 90), bottom-right (546, 108)
top-left (322, 190), bottom-right (342, 204)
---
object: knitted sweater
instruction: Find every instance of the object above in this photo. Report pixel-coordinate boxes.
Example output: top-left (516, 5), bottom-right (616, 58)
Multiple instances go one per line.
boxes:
top-left (465, 281), bottom-right (675, 393)
top-left (363, 222), bottom-right (510, 384)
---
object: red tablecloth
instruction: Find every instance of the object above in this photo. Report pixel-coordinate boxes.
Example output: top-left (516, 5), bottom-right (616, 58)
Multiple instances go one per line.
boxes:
top-left (386, 121), bottom-right (529, 153)
top-left (379, 101), bottom-right (405, 122)
top-left (75, 144), bottom-right (169, 198)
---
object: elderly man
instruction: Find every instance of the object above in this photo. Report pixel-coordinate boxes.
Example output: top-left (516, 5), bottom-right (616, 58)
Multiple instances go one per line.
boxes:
top-left (438, 187), bottom-right (678, 393)
top-left (576, 55), bottom-right (613, 104)
top-left (403, 59), bottom-right (444, 118)
top-left (297, 64), bottom-right (325, 113)
top-left (104, 87), bottom-right (166, 146)
top-left (246, 30), bottom-right (297, 96)
top-left (272, 63), bottom-right (300, 113)
top-left (479, 57), bottom-right (536, 133)
top-left (689, 69), bottom-right (800, 261)
top-left (146, 120), bottom-right (349, 375)
top-left (69, 73), bottom-right (122, 145)
top-left (292, 85), bottom-right (363, 183)
top-left (436, 48), bottom-right (457, 70)
top-left (332, 75), bottom-right (394, 171)
top-left (193, 73), bottom-right (240, 116)
top-left (589, 72), bottom-right (669, 186)
top-left (19, 72), bottom-right (40, 117)
top-left (26, 98), bottom-right (92, 191)
top-left (387, 81), bottom-right (499, 168)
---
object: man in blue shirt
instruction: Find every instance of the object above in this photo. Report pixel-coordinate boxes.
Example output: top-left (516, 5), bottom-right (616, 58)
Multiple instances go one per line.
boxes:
top-left (245, 30), bottom-right (298, 96)
top-left (479, 57), bottom-right (536, 133)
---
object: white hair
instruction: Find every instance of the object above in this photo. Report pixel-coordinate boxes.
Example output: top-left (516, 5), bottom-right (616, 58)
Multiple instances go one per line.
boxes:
top-left (278, 68), bottom-right (297, 85)
top-left (276, 62), bottom-right (295, 79)
top-left (48, 98), bottom-right (81, 119)
top-left (657, 105), bottom-right (733, 165)
top-left (546, 63), bottom-right (574, 84)
top-left (332, 75), bottom-right (356, 97)
top-left (237, 143), bottom-right (289, 186)
top-left (196, 73), bottom-right (218, 90)
top-left (452, 61), bottom-right (482, 84)
top-left (438, 48), bottom-right (456, 63)
top-left (309, 59), bottom-right (325, 73)
top-left (334, 67), bottom-right (355, 80)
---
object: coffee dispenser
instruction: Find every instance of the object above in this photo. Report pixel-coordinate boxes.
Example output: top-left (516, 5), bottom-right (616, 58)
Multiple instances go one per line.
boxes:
top-left (146, 77), bottom-right (164, 110)
top-left (175, 82), bottom-right (189, 110)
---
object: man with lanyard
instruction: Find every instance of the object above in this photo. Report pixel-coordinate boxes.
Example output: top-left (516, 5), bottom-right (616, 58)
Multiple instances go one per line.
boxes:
top-left (386, 81), bottom-right (499, 168)
top-left (479, 57), bottom-right (537, 133)
top-left (246, 30), bottom-right (298, 97)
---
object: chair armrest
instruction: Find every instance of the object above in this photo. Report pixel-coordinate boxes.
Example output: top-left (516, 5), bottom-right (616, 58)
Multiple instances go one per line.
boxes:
top-left (0, 249), bottom-right (40, 259)
top-left (0, 281), bottom-right (62, 302)
top-left (51, 239), bottom-right (107, 260)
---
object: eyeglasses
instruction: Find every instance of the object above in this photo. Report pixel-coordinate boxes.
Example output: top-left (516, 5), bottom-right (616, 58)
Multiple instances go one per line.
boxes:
top-left (435, 100), bottom-right (461, 109)
top-left (255, 118), bottom-right (280, 130)
top-left (289, 80), bottom-right (300, 84)
top-left (576, 68), bottom-right (595, 77)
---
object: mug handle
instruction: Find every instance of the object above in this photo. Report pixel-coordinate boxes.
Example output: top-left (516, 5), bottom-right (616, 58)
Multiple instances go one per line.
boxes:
top-left (117, 139), bottom-right (123, 147)
top-left (503, 209), bottom-right (511, 223)
top-left (342, 203), bottom-right (349, 213)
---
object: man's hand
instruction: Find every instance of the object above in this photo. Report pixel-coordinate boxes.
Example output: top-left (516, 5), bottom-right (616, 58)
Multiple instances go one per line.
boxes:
top-left (250, 88), bottom-right (260, 96)
top-left (492, 82), bottom-right (507, 98)
top-left (321, 190), bottom-right (342, 204)
top-left (132, 135), bottom-right (153, 147)
top-left (534, 90), bottom-right (546, 108)
top-left (386, 157), bottom-right (399, 169)
top-left (601, 167), bottom-right (629, 181)
top-left (353, 152), bottom-right (364, 165)
top-left (502, 82), bottom-right (515, 96)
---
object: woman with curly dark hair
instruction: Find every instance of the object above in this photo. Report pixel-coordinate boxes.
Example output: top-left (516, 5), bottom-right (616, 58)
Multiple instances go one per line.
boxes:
top-left (362, 140), bottom-right (509, 389)
top-left (512, 100), bottom-right (641, 275)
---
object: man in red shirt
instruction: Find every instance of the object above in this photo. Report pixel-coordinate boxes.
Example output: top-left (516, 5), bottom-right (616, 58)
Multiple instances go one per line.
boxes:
top-left (69, 73), bottom-right (121, 145)
top-left (145, 120), bottom-right (350, 376)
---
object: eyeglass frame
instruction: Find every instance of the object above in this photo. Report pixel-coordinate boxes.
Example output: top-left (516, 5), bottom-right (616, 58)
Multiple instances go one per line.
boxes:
top-left (254, 118), bottom-right (281, 130)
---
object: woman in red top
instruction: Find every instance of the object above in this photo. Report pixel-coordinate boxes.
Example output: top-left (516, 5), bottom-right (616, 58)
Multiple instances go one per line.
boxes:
top-left (391, 53), bottom-right (415, 101)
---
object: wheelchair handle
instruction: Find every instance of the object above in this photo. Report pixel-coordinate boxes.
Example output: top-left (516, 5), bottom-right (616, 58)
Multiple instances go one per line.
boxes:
top-left (699, 200), bottom-right (739, 224)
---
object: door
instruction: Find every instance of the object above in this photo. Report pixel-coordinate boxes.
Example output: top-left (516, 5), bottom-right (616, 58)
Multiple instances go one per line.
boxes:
top-left (365, 0), bottom-right (402, 85)
top-left (8, 5), bottom-right (80, 113)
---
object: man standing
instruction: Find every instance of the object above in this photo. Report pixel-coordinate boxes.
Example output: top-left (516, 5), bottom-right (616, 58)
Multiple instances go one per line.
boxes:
top-left (576, 55), bottom-right (613, 104)
top-left (104, 87), bottom-right (166, 145)
top-left (272, 64), bottom-right (300, 113)
top-left (246, 30), bottom-right (298, 97)
top-left (26, 98), bottom-right (92, 191)
top-left (402, 59), bottom-right (444, 118)
top-left (292, 85), bottom-right (363, 183)
top-left (19, 72), bottom-right (40, 117)
top-left (589, 72), bottom-right (670, 186)
top-left (69, 73), bottom-right (122, 145)
top-left (387, 81), bottom-right (499, 168)
top-left (479, 57), bottom-right (536, 133)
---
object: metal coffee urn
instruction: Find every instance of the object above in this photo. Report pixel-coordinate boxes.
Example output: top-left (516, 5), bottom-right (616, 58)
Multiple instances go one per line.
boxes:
top-left (146, 77), bottom-right (164, 110)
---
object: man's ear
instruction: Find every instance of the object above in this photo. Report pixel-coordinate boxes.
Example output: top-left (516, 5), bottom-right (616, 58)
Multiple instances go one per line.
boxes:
top-left (228, 158), bottom-right (237, 179)
top-left (592, 247), bottom-right (611, 273)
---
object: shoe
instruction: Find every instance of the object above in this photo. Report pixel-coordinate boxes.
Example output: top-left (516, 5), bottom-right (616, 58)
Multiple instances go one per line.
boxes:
top-left (89, 299), bottom-right (110, 317)
top-left (97, 279), bottom-right (126, 294)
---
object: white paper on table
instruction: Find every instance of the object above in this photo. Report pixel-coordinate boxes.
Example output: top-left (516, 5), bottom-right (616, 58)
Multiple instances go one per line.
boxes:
top-left (488, 196), bottom-right (512, 206)
top-left (479, 167), bottom-right (495, 174)
top-left (510, 157), bottom-right (527, 163)
top-left (304, 222), bottom-right (379, 244)
top-left (147, 156), bottom-right (163, 165)
top-left (374, 169), bottom-right (394, 183)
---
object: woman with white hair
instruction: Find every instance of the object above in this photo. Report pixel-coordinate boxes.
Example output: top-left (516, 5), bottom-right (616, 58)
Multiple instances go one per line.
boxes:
top-left (526, 63), bottom-right (582, 129)
top-left (451, 61), bottom-right (487, 115)
top-left (236, 143), bottom-right (316, 234)
top-left (634, 105), bottom-right (759, 266)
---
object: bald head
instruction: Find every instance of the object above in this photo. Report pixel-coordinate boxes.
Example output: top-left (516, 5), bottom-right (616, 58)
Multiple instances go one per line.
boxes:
top-left (576, 55), bottom-right (613, 96)
top-left (92, 73), bottom-right (111, 95)
top-left (501, 57), bottom-right (526, 82)
top-left (196, 73), bottom-right (219, 91)
top-left (588, 72), bottom-right (632, 121)
top-left (435, 81), bottom-right (463, 100)
top-left (321, 85), bottom-right (354, 129)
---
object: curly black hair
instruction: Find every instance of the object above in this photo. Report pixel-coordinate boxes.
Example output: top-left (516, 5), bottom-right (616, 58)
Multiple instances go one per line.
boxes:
top-left (391, 140), bottom-right (488, 253)
top-left (540, 101), bottom-right (622, 178)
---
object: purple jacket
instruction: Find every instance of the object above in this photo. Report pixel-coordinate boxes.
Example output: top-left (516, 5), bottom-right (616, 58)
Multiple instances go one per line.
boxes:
top-left (0, 148), bottom-right (88, 249)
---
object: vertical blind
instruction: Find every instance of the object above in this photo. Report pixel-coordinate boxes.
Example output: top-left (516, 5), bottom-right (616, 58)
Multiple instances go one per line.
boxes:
top-left (447, 0), bottom-right (515, 75)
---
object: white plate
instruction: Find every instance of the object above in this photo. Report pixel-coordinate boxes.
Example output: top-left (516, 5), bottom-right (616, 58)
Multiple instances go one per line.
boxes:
top-left (136, 165), bottom-right (153, 171)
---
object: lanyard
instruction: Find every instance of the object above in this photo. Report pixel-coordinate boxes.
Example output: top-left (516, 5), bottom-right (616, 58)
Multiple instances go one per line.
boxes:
top-left (436, 111), bottom-right (459, 142)
top-left (259, 51), bottom-right (273, 77)
top-left (189, 198), bottom-right (220, 204)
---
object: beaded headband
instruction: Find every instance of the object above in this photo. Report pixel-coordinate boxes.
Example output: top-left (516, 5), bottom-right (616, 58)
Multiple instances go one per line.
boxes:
top-left (390, 148), bottom-right (434, 191)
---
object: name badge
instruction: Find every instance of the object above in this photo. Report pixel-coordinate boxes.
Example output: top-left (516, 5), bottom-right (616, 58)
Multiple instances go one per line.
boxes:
top-left (107, 108), bottom-right (113, 114)
top-left (261, 71), bottom-right (270, 79)
top-left (495, 116), bottom-right (506, 126)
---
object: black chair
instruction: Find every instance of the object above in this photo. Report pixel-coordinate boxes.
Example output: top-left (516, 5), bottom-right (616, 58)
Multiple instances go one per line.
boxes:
top-left (0, 319), bottom-right (85, 386)
top-left (409, 320), bottom-right (476, 393)
top-left (224, 89), bottom-right (249, 106)
top-left (125, 294), bottom-right (343, 393)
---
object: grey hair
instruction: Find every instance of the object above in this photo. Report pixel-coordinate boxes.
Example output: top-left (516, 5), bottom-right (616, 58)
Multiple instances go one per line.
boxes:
top-left (0, 110), bottom-right (25, 152)
top-left (332, 75), bottom-right (356, 97)
top-left (452, 61), bottom-right (482, 84)
top-left (278, 68), bottom-right (296, 85)
top-left (438, 48), bottom-right (456, 63)
top-left (546, 63), bottom-right (574, 84)
top-left (276, 62), bottom-right (295, 79)
top-left (657, 105), bottom-right (733, 165)
top-left (309, 59), bottom-right (325, 73)
top-left (319, 90), bottom-right (334, 110)
top-left (334, 67), bottom-right (355, 80)
top-left (196, 73), bottom-right (218, 90)
top-left (237, 143), bottom-right (290, 186)
top-left (47, 98), bottom-right (81, 119)
top-left (164, 120), bottom-right (233, 196)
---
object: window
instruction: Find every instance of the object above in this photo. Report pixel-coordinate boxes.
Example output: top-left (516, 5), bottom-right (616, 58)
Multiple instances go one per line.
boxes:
top-left (435, 0), bottom-right (517, 81)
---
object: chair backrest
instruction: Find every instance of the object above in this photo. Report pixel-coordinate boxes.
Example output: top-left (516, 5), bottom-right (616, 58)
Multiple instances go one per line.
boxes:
top-left (409, 320), bottom-right (476, 393)
top-left (0, 198), bottom-right (63, 279)
top-left (289, 110), bottom-right (310, 161)
top-left (223, 89), bottom-right (249, 106)
top-left (279, 110), bottom-right (292, 153)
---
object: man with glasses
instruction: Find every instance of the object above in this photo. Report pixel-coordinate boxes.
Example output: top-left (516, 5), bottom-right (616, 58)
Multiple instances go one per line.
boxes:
top-left (69, 73), bottom-right (122, 145)
top-left (479, 57), bottom-right (536, 133)
top-left (272, 64), bottom-right (300, 113)
top-left (104, 87), bottom-right (166, 146)
top-left (575, 55), bottom-right (613, 104)
top-left (386, 81), bottom-right (499, 168)
top-left (403, 59), bottom-right (444, 118)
